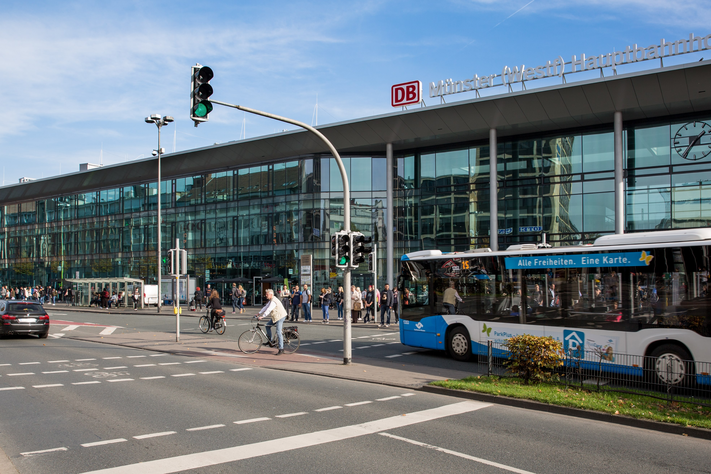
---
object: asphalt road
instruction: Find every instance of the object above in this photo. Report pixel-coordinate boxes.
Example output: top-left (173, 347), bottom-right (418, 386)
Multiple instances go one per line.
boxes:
top-left (1, 310), bottom-right (709, 473)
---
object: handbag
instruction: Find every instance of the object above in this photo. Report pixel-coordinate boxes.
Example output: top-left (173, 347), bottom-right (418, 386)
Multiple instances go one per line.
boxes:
top-left (353, 300), bottom-right (362, 311)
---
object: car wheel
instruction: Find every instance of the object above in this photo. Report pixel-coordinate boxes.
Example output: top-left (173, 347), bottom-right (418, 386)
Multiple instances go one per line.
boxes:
top-left (39, 332), bottom-right (49, 339)
top-left (448, 326), bottom-right (471, 362)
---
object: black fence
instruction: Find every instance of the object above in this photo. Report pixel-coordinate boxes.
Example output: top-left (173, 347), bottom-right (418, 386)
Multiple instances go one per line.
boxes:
top-left (473, 341), bottom-right (711, 407)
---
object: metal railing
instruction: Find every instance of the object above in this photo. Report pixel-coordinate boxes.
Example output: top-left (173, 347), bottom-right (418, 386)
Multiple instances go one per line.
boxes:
top-left (472, 341), bottom-right (711, 407)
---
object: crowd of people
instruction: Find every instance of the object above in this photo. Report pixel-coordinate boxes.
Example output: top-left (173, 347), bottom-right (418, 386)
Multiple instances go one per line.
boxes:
top-left (0, 285), bottom-right (74, 305)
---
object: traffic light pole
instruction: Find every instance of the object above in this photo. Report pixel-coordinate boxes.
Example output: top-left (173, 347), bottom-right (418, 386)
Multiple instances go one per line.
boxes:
top-left (208, 99), bottom-right (354, 365)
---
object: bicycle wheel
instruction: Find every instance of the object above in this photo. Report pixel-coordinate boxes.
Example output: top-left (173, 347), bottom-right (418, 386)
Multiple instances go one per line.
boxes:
top-left (238, 329), bottom-right (263, 354)
top-left (215, 318), bottom-right (226, 335)
top-left (282, 329), bottom-right (300, 354)
top-left (198, 316), bottom-right (211, 333)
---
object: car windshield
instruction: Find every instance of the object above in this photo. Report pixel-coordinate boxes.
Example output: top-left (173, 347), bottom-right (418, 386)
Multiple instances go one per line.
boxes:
top-left (7, 303), bottom-right (44, 312)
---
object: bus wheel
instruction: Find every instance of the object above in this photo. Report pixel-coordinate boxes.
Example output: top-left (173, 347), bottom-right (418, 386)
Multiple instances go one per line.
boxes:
top-left (448, 327), bottom-right (471, 362)
top-left (649, 344), bottom-right (693, 386)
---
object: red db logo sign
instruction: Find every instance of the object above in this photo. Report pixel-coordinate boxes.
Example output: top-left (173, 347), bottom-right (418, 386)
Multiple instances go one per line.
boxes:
top-left (391, 81), bottom-right (422, 107)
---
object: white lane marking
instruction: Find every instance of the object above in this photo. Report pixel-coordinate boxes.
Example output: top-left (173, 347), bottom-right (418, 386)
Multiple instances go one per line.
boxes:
top-left (0, 364), bottom-right (11, 366)
top-left (186, 424), bottom-right (225, 432)
top-left (21, 447), bottom-right (68, 456)
top-left (8, 373), bottom-right (34, 376)
top-left (311, 341), bottom-right (326, 345)
top-left (76, 358), bottom-right (96, 361)
top-left (234, 417), bottom-right (271, 425)
top-left (81, 438), bottom-right (127, 448)
top-left (149, 354), bottom-right (167, 357)
top-left (0, 386), bottom-right (24, 391)
top-left (99, 327), bottom-right (117, 336)
top-left (104, 366), bottom-right (127, 370)
top-left (33, 384), bottom-right (64, 388)
top-left (49, 334), bottom-right (65, 338)
top-left (62, 325), bottom-right (79, 331)
top-left (229, 368), bottom-right (252, 372)
top-left (134, 364), bottom-right (156, 368)
top-left (387, 342), bottom-right (400, 345)
top-left (73, 381), bottom-right (102, 385)
top-left (127, 355), bottom-right (146, 359)
top-left (314, 406), bottom-right (342, 412)
top-left (300, 343), bottom-right (311, 346)
top-left (184, 360), bottom-right (206, 364)
top-left (74, 368), bottom-right (98, 372)
top-left (199, 371), bottom-right (224, 375)
top-left (140, 376), bottom-right (165, 380)
top-left (134, 431), bottom-right (176, 440)
top-left (43, 370), bottom-right (69, 374)
top-left (360, 345), bottom-right (373, 349)
top-left (171, 373), bottom-right (195, 377)
top-left (275, 412), bottom-right (308, 418)
top-left (48, 360), bottom-right (69, 363)
top-left (344, 401), bottom-right (372, 407)
top-left (376, 396), bottom-right (401, 402)
top-left (107, 379), bottom-right (134, 383)
top-left (356, 336), bottom-right (371, 339)
top-left (159, 362), bottom-right (181, 366)
top-left (19, 362), bottom-right (40, 365)
top-left (371, 344), bottom-right (385, 347)
top-left (103, 357), bottom-right (122, 360)
top-left (329, 339), bottom-right (342, 342)
top-left (80, 401), bottom-right (490, 474)
top-left (379, 433), bottom-right (535, 474)
top-left (401, 393), bottom-right (415, 397)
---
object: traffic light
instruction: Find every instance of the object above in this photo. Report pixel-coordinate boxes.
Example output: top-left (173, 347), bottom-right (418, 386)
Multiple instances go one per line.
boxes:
top-left (350, 232), bottom-right (373, 268)
top-left (191, 65), bottom-right (214, 126)
top-left (367, 253), bottom-right (375, 273)
top-left (335, 231), bottom-right (350, 269)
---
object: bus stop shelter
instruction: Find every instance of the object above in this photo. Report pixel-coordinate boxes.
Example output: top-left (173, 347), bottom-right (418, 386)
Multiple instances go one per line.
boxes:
top-left (65, 278), bottom-right (146, 308)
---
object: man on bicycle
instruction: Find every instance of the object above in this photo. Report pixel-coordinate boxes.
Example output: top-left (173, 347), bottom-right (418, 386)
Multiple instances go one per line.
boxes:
top-left (256, 288), bottom-right (288, 355)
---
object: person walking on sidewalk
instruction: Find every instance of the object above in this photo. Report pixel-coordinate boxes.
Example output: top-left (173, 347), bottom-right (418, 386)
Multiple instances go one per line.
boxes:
top-left (300, 284), bottom-right (312, 322)
top-left (392, 287), bottom-right (400, 324)
top-left (290, 285), bottom-right (301, 321)
top-left (379, 283), bottom-right (394, 328)
top-left (194, 287), bottom-right (203, 310)
top-left (256, 289), bottom-right (287, 355)
top-left (133, 287), bottom-right (141, 310)
top-left (231, 283), bottom-right (240, 314)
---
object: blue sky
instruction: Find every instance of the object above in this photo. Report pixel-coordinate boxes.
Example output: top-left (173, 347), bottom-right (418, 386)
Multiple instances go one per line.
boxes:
top-left (1, 0), bottom-right (709, 186)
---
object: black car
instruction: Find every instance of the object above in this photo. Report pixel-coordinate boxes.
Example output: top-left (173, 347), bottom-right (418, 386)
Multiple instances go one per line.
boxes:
top-left (0, 301), bottom-right (50, 338)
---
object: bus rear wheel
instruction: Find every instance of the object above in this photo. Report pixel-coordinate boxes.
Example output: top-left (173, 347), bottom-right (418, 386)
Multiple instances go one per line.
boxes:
top-left (649, 344), bottom-right (693, 386)
top-left (448, 327), bottom-right (471, 362)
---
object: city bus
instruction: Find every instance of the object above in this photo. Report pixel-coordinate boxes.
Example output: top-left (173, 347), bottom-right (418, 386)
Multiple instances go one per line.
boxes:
top-left (398, 228), bottom-right (711, 386)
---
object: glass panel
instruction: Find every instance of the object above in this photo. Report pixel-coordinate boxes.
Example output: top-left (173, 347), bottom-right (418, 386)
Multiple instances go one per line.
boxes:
top-left (583, 192), bottom-right (615, 233)
top-left (205, 172), bottom-right (232, 203)
top-left (628, 124), bottom-right (670, 169)
top-left (436, 149), bottom-right (468, 187)
top-left (420, 153), bottom-right (435, 192)
top-left (351, 158), bottom-right (372, 192)
top-left (582, 132), bottom-right (614, 173)
top-left (372, 157), bottom-right (386, 191)
top-left (329, 158), bottom-right (348, 193)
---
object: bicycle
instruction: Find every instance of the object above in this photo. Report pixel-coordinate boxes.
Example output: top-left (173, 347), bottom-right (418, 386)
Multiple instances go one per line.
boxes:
top-left (238, 316), bottom-right (300, 354)
top-left (199, 309), bottom-right (226, 335)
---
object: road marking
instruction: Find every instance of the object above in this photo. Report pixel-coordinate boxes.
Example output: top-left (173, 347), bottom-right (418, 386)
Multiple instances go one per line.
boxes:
top-left (81, 439), bottom-right (127, 448)
top-left (134, 431), bottom-right (176, 440)
top-left (344, 401), bottom-right (372, 407)
top-left (19, 362), bottom-right (40, 365)
top-left (140, 376), bottom-right (165, 380)
top-left (275, 412), bottom-right (308, 418)
top-left (234, 417), bottom-right (271, 425)
top-left (103, 357), bottom-right (122, 360)
top-left (107, 379), bottom-right (134, 383)
top-left (229, 368), bottom-right (252, 372)
top-left (300, 343), bottom-right (311, 346)
top-left (171, 373), bottom-right (195, 377)
top-left (0, 364), bottom-right (11, 366)
top-left (314, 406), bottom-right (342, 412)
top-left (376, 396), bottom-right (401, 402)
top-left (360, 345), bottom-right (373, 349)
top-left (100, 327), bottom-right (117, 336)
top-left (379, 433), bottom-right (535, 474)
top-left (62, 325), bottom-right (79, 331)
top-left (8, 373), bottom-right (34, 376)
top-left (21, 447), bottom-right (68, 456)
top-left (49, 334), bottom-right (65, 338)
top-left (401, 393), bottom-right (415, 397)
top-left (43, 370), bottom-right (69, 374)
top-left (329, 339), bottom-right (342, 342)
top-left (371, 344), bottom-right (385, 347)
top-left (311, 341), bottom-right (326, 345)
top-left (184, 360), bottom-right (206, 364)
top-left (387, 341), bottom-right (400, 345)
top-left (33, 384), bottom-right (64, 388)
top-left (199, 371), bottom-right (224, 375)
top-left (127, 355), bottom-right (146, 359)
top-left (134, 364), bottom-right (156, 367)
top-left (186, 424), bottom-right (225, 432)
top-left (76, 358), bottom-right (97, 361)
top-left (80, 401), bottom-right (490, 474)
top-left (73, 381), bottom-right (102, 385)
top-left (74, 368), bottom-right (99, 372)
top-left (159, 362), bottom-right (181, 366)
top-left (385, 352), bottom-right (414, 358)
top-left (0, 387), bottom-right (24, 391)
top-left (149, 354), bottom-right (167, 357)
top-left (104, 366), bottom-right (127, 370)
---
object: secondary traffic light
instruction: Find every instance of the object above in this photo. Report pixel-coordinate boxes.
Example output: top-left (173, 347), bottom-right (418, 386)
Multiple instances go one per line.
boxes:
top-left (191, 65), bottom-right (214, 126)
top-left (367, 253), bottom-right (375, 273)
top-left (335, 231), bottom-right (350, 269)
top-left (350, 232), bottom-right (373, 268)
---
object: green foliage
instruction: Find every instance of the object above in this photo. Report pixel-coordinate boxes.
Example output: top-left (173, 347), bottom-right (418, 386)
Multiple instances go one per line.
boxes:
top-left (504, 334), bottom-right (564, 384)
top-left (12, 262), bottom-right (35, 276)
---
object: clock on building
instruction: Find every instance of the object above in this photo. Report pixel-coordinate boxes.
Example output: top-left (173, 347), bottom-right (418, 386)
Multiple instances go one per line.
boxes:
top-left (673, 121), bottom-right (711, 161)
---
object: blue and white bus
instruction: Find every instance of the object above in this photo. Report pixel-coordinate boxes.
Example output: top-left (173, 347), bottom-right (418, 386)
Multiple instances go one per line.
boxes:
top-left (398, 228), bottom-right (711, 385)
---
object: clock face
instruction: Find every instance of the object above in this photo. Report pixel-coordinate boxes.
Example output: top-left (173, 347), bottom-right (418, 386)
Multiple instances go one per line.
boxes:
top-left (673, 121), bottom-right (711, 161)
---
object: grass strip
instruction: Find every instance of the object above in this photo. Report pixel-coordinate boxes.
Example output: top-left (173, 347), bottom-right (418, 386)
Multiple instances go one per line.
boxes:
top-left (431, 375), bottom-right (711, 430)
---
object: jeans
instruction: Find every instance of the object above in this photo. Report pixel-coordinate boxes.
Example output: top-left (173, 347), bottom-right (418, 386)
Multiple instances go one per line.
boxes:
top-left (266, 317), bottom-right (284, 349)
top-left (232, 298), bottom-right (238, 312)
top-left (337, 302), bottom-right (343, 319)
top-left (364, 305), bottom-right (373, 323)
top-left (443, 303), bottom-right (455, 315)
top-left (322, 305), bottom-right (329, 321)
top-left (380, 305), bottom-right (391, 325)
top-left (237, 297), bottom-right (244, 311)
top-left (291, 304), bottom-right (300, 320)
top-left (302, 303), bottom-right (312, 321)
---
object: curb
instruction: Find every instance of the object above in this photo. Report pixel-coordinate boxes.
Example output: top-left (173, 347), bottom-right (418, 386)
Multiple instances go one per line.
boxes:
top-left (419, 385), bottom-right (711, 441)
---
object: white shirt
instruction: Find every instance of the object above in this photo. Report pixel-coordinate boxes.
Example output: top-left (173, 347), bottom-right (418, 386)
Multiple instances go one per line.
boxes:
top-left (258, 298), bottom-right (277, 317)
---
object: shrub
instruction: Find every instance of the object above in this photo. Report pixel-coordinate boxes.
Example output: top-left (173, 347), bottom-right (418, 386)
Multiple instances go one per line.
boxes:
top-left (504, 334), bottom-right (564, 384)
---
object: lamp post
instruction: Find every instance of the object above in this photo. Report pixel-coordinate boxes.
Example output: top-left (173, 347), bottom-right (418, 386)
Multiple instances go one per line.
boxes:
top-left (144, 114), bottom-right (174, 313)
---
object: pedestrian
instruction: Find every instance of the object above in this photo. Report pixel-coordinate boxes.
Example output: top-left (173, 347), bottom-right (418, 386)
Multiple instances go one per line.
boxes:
top-left (336, 286), bottom-right (344, 320)
top-left (321, 288), bottom-right (331, 324)
top-left (364, 285), bottom-right (375, 323)
top-left (351, 285), bottom-right (362, 323)
top-left (238, 285), bottom-right (246, 313)
top-left (204, 284), bottom-right (212, 307)
top-left (194, 287), bottom-right (203, 310)
top-left (279, 285), bottom-right (291, 310)
top-left (300, 284), bottom-right (312, 322)
top-left (231, 283), bottom-right (239, 314)
top-left (133, 287), bottom-right (141, 310)
top-left (290, 285), bottom-right (301, 321)
top-left (101, 287), bottom-right (110, 309)
top-left (392, 287), bottom-right (399, 324)
top-left (379, 283), bottom-right (394, 328)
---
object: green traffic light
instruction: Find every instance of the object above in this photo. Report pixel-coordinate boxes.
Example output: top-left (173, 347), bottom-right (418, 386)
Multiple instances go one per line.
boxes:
top-left (338, 256), bottom-right (349, 265)
top-left (194, 101), bottom-right (213, 118)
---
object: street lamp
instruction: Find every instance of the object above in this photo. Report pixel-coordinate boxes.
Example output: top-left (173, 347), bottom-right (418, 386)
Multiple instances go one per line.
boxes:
top-left (145, 114), bottom-right (174, 313)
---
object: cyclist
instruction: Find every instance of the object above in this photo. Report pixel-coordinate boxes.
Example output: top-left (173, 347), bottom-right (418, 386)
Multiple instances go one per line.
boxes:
top-left (207, 289), bottom-right (224, 329)
top-left (256, 288), bottom-right (288, 355)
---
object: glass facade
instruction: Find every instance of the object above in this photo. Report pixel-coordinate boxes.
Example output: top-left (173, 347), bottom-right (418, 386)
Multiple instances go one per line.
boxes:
top-left (2, 116), bottom-right (711, 295)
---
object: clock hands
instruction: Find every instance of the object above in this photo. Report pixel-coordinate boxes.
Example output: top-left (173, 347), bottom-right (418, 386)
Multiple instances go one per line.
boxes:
top-left (681, 130), bottom-right (707, 159)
